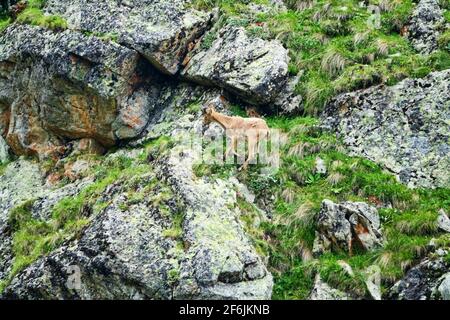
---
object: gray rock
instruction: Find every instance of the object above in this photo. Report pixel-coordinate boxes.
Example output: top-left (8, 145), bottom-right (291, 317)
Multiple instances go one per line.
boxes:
top-left (133, 82), bottom-right (222, 145)
top-left (229, 177), bottom-right (256, 204)
top-left (407, 0), bottom-right (445, 54)
top-left (309, 275), bottom-right (350, 300)
top-left (44, 0), bottom-right (213, 75)
top-left (272, 74), bottom-right (302, 114)
top-left (322, 69), bottom-right (450, 188)
top-left (182, 26), bottom-right (291, 107)
top-left (389, 253), bottom-right (449, 300)
top-left (157, 142), bottom-right (273, 299)
top-left (313, 200), bottom-right (383, 255)
top-left (0, 159), bottom-right (46, 223)
top-left (437, 209), bottom-right (450, 233)
top-left (365, 265), bottom-right (382, 300)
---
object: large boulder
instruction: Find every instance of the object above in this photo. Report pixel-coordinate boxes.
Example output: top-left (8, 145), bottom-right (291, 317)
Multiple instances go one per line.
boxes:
top-left (313, 200), bottom-right (383, 256)
top-left (406, 0), bottom-right (445, 54)
top-left (44, 0), bottom-right (213, 75)
top-left (388, 249), bottom-right (450, 300)
top-left (0, 159), bottom-right (46, 283)
top-left (182, 26), bottom-right (295, 108)
top-left (0, 24), bottom-right (162, 158)
top-left (322, 69), bottom-right (450, 188)
top-left (0, 157), bottom-right (93, 285)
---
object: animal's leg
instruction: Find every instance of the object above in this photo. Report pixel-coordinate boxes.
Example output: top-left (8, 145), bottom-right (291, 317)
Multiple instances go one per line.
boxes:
top-left (226, 135), bottom-right (240, 158)
top-left (239, 134), bottom-right (257, 171)
top-left (225, 135), bottom-right (236, 158)
top-left (233, 135), bottom-right (240, 156)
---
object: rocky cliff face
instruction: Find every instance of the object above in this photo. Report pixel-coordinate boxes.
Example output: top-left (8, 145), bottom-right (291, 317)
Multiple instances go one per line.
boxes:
top-left (0, 0), bottom-right (297, 160)
top-left (0, 0), bottom-right (449, 301)
top-left (0, 24), bottom-right (158, 158)
top-left (0, 0), bottom-right (293, 299)
top-left (0, 83), bottom-right (273, 299)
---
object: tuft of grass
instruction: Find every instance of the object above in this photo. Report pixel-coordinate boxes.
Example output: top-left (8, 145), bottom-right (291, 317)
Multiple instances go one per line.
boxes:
top-left (17, 8), bottom-right (68, 30)
top-left (200, 30), bottom-right (218, 49)
top-left (16, 1), bottom-right (68, 31)
top-left (162, 212), bottom-right (184, 240)
top-left (84, 31), bottom-right (119, 43)
top-left (0, 160), bottom-right (10, 176)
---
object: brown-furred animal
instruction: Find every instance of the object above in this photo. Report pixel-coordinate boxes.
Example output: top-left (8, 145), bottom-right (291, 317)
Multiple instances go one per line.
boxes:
top-left (203, 106), bottom-right (270, 170)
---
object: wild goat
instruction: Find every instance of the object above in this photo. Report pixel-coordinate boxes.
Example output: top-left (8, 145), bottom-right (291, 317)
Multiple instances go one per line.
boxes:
top-left (203, 106), bottom-right (270, 170)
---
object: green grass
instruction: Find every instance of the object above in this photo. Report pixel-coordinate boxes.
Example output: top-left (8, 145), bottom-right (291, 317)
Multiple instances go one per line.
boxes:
top-left (0, 160), bottom-right (10, 175)
top-left (11, 0), bottom-right (67, 31)
top-left (0, 0), bottom-right (67, 32)
top-left (84, 31), bottom-right (119, 43)
top-left (0, 15), bottom-right (11, 32)
top-left (162, 211), bottom-right (184, 240)
top-left (17, 7), bottom-right (67, 30)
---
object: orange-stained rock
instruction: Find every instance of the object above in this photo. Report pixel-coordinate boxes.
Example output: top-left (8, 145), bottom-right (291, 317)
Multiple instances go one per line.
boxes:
top-left (76, 138), bottom-right (106, 156)
top-left (0, 25), bottom-right (161, 159)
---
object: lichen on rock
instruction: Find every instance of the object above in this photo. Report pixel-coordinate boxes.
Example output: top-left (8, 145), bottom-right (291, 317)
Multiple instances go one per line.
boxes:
top-left (406, 0), bottom-right (445, 54)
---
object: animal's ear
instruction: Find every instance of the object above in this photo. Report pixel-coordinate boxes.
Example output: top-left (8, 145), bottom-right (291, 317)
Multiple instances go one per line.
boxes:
top-left (205, 106), bottom-right (213, 115)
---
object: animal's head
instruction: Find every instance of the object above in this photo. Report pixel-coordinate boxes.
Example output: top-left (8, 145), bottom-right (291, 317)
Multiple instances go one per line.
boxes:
top-left (203, 105), bottom-right (215, 125)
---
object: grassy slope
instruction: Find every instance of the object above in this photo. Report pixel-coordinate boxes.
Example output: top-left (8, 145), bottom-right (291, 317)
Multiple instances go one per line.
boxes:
top-left (191, 0), bottom-right (450, 298)
top-left (197, 116), bottom-right (450, 299)
top-left (194, 0), bottom-right (450, 114)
